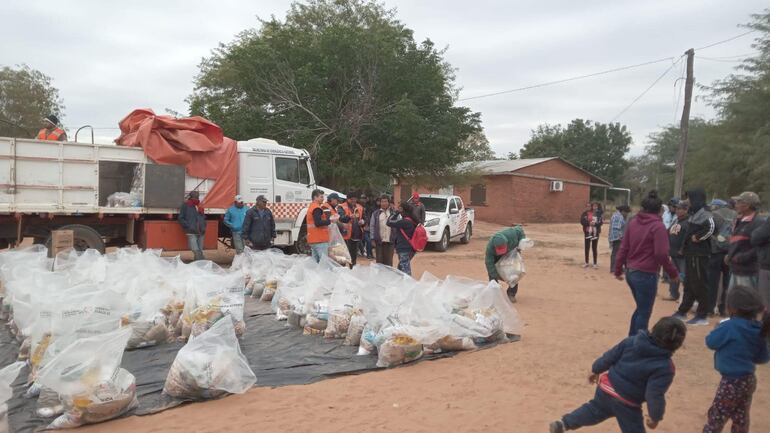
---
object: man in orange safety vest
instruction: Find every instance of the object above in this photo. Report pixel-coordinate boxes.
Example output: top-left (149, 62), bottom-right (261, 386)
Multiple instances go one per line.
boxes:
top-left (36, 115), bottom-right (67, 141)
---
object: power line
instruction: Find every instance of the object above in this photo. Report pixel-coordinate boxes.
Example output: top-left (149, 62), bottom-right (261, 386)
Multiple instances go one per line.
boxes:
top-left (458, 56), bottom-right (676, 101)
top-left (694, 29), bottom-right (757, 51)
top-left (696, 56), bottom-right (746, 63)
top-left (611, 56), bottom-right (683, 123)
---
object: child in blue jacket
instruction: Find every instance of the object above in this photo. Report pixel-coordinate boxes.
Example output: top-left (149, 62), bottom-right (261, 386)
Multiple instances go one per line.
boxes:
top-left (702, 286), bottom-right (770, 433)
top-left (550, 317), bottom-right (686, 433)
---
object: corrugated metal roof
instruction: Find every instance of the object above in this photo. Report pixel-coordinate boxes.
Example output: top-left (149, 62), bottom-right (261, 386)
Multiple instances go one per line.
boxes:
top-left (460, 157), bottom-right (611, 186)
top-left (459, 158), bottom-right (557, 173)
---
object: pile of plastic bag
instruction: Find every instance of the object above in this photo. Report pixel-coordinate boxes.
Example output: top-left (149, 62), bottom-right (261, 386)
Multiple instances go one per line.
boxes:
top-left (236, 246), bottom-right (524, 370)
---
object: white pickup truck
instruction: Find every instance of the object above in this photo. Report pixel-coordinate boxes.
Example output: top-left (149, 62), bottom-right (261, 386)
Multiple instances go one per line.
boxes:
top-left (414, 194), bottom-right (474, 252)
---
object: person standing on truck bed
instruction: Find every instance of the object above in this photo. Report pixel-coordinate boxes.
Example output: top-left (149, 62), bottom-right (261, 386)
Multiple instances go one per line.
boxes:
top-left (224, 195), bottom-right (247, 254)
top-left (306, 189), bottom-right (339, 263)
top-left (36, 114), bottom-right (67, 141)
top-left (242, 195), bottom-right (276, 251)
top-left (178, 191), bottom-right (206, 261)
top-left (485, 225), bottom-right (526, 303)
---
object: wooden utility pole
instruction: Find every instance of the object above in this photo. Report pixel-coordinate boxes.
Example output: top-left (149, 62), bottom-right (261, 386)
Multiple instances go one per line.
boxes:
top-left (674, 49), bottom-right (694, 199)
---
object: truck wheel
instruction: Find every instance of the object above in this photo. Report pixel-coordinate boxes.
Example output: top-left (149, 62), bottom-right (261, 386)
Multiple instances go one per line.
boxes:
top-left (45, 224), bottom-right (105, 254)
top-left (460, 223), bottom-right (472, 244)
top-left (292, 224), bottom-right (311, 256)
top-left (434, 228), bottom-right (450, 252)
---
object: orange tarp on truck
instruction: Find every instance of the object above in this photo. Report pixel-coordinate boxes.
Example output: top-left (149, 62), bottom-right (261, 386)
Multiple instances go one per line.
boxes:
top-left (115, 109), bottom-right (236, 209)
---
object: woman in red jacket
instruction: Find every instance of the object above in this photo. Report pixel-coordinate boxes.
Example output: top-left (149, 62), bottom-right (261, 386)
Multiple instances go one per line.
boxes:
top-left (614, 191), bottom-right (680, 336)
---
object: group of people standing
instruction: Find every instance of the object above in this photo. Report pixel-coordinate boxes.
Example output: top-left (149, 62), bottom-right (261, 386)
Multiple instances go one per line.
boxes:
top-left (553, 188), bottom-right (770, 433)
top-left (304, 189), bottom-right (425, 275)
top-left (178, 192), bottom-right (277, 261)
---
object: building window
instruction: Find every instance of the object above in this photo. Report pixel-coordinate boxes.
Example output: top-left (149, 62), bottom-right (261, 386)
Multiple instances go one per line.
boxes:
top-left (470, 184), bottom-right (486, 205)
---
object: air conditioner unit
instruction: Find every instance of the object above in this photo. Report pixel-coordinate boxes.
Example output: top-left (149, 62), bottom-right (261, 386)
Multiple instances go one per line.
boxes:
top-left (549, 180), bottom-right (564, 192)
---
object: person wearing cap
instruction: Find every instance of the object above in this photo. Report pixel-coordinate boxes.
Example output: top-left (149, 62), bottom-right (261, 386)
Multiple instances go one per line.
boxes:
top-left (485, 225), bottom-right (526, 302)
top-left (224, 195), bottom-right (248, 254)
top-left (708, 198), bottom-right (737, 316)
top-left (178, 191), bottom-right (206, 261)
top-left (750, 204), bottom-right (770, 309)
top-left (725, 192), bottom-right (763, 292)
top-left (663, 200), bottom-right (689, 302)
top-left (36, 114), bottom-right (67, 141)
top-left (242, 195), bottom-right (276, 251)
top-left (409, 193), bottom-right (426, 225)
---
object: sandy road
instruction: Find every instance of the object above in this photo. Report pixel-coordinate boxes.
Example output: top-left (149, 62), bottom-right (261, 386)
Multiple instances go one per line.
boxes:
top-left (83, 221), bottom-right (769, 433)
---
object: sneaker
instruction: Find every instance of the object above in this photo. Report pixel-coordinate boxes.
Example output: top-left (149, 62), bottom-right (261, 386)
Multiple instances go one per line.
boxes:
top-left (671, 312), bottom-right (688, 322)
top-left (686, 317), bottom-right (709, 326)
top-left (592, 264), bottom-right (599, 269)
top-left (549, 420), bottom-right (565, 433)
top-left (661, 295), bottom-right (678, 301)
top-left (582, 263), bottom-right (590, 268)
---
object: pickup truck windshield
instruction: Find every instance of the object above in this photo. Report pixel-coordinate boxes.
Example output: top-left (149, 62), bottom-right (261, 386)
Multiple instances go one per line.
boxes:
top-left (419, 197), bottom-right (448, 212)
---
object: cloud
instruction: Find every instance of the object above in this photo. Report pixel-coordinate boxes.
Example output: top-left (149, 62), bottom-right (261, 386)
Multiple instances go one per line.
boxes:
top-left (1, 0), bottom-right (764, 156)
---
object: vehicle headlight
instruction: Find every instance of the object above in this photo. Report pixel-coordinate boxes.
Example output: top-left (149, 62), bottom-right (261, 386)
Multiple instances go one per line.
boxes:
top-left (424, 218), bottom-right (440, 227)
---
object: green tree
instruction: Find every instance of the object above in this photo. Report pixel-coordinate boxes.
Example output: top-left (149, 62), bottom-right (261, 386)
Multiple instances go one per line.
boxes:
top-left (519, 119), bottom-right (631, 185)
top-left (702, 10), bottom-right (770, 199)
top-left (0, 64), bottom-right (64, 137)
top-left (189, 0), bottom-right (484, 190)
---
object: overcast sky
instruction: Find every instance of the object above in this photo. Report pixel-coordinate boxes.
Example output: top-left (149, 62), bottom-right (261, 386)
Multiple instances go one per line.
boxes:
top-left (1, 1), bottom-right (764, 156)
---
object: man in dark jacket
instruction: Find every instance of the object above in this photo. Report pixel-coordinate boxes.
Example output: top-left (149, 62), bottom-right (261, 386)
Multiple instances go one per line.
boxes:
top-left (242, 195), bottom-right (276, 250)
top-left (726, 192), bottom-right (762, 291)
top-left (663, 200), bottom-right (689, 302)
top-left (674, 188), bottom-right (716, 326)
top-left (410, 193), bottom-right (427, 225)
top-left (178, 191), bottom-right (207, 261)
top-left (751, 212), bottom-right (770, 308)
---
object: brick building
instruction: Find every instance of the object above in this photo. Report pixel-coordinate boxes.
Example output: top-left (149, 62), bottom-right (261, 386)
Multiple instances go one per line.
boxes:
top-left (393, 157), bottom-right (611, 225)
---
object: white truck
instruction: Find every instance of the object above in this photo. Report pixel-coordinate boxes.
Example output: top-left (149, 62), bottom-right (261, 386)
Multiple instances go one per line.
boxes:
top-left (417, 194), bottom-right (474, 252)
top-left (0, 136), bottom-right (324, 254)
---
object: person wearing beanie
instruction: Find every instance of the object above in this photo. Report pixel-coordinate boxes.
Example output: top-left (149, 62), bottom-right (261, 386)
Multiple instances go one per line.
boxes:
top-left (410, 193), bottom-right (426, 225)
top-left (178, 191), bottom-right (207, 261)
top-left (485, 225), bottom-right (526, 302)
top-left (224, 195), bottom-right (247, 254)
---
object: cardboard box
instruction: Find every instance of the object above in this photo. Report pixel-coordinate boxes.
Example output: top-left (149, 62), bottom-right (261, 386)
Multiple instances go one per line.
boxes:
top-left (50, 229), bottom-right (74, 257)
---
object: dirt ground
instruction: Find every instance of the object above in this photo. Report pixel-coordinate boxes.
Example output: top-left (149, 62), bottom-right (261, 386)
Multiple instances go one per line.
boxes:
top-left (83, 221), bottom-right (769, 433)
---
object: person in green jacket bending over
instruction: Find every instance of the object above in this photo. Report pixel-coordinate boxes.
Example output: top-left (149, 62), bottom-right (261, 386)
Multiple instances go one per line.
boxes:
top-left (486, 225), bottom-right (525, 302)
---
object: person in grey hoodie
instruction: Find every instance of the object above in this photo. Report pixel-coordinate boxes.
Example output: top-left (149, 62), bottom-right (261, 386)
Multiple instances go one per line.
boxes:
top-left (673, 188), bottom-right (716, 326)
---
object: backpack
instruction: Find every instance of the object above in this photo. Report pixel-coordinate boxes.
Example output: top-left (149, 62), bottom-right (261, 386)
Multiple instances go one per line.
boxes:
top-left (400, 218), bottom-right (428, 252)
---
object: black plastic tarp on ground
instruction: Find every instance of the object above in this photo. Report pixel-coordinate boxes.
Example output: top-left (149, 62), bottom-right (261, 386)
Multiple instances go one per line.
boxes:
top-left (3, 298), bottom-right (511, 433)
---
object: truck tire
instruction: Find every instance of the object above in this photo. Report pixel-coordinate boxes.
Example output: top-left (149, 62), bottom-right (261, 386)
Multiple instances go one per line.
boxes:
top-left (460, 223), bottom-right (472, 244)
top-left (434, 228), bottom-right (450, 252)
top-left (45, 224), bottom-right (105, 254)
top-left (291, 224), bottom-right (311, 256)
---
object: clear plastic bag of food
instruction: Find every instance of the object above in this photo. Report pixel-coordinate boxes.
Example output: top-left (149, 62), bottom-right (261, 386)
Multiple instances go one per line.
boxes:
top-left (495, 249), bottom-right (526, 285)
top-left (35, 327), bottom-right (137, 429)
top-left (375, 331), bottom-right (424, 368)
top-left (181, 272), bottom-right (246, 339)
top-left (343, 309), bottom-right (367, 346)
top-left (163, 318), bottom-right (256, 400)
top-left (0, 361), bottom-right (25, 433)
top-left (327, 224), bottom-right (351, 266)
